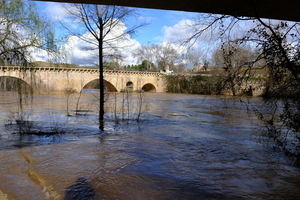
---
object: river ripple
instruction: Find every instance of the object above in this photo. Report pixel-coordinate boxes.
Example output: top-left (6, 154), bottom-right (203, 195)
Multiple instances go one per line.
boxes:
top-left (0, 92), bottom-right (299, 200)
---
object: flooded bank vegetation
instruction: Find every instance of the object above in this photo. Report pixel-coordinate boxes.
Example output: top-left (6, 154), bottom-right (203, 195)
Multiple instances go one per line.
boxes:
top-left (183, 15), bottom-right (300, 161)
top-left (0, 0), bottom-right (76, 136)
top-left (164, 43), bottom-right (266, 96)
top-left (0, 0), bottom-right (58, 135)
top-left (62, 4), bottom-right (144, 131)
top-left (164, 74), bottom-right (224, 95)
top-left (89, 89), bottom-right (147, 124)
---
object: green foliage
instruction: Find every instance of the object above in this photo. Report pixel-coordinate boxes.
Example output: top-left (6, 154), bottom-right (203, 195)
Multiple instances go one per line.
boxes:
top-left (124, 61), bottom-right (148, 71)
top-left (164, 75), bottom-right (223, 95)
top-left (129, 64), bottom-right (146, 71)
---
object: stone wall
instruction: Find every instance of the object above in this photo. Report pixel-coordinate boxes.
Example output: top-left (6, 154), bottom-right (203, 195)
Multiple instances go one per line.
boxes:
top-left (0, 66), bottom-right (166, 93)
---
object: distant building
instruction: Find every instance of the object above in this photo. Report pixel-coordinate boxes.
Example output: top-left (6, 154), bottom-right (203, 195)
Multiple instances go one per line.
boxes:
top-left (160, 69), bottom-right (174, 74)
top-left (192, 65), bottom-right (204, 72)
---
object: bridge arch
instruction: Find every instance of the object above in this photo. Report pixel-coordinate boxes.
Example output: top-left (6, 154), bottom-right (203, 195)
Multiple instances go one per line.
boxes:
top-left (141, 83), bottom-right (156, 92)
top-left (82, 79), bottom-right (118, 92)
top-left (0, 76), bottom-right (32, 93)
top-left (126, 81), bottom-right (133, 91)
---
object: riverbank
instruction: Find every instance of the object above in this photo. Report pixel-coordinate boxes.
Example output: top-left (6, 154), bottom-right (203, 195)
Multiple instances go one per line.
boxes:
top-left (164, 74), bottom-right (266, 97)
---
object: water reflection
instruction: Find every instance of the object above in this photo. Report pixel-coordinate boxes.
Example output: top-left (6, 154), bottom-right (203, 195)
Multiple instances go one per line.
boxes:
top-left (0, 92), bottom-right (299, 199)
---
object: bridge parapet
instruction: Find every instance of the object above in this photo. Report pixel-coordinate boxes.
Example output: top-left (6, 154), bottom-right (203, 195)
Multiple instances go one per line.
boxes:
top-left (0, 66), bottom-right (163, 77)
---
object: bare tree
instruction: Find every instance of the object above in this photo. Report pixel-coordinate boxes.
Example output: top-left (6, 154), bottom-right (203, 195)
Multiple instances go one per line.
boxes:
top-left (186, 14), bottom-right (300, 76)
top-left (156, 43), bottom-right (182, 72)
top-left (63, 4), bottom-right (143, 130)
top-left (187, 14), bottom-right (300, 157)
top-left (134, 45), bottom-right (158, 71)
top-left (0, 0), bottom-right (54, 65)
top-left (211, 43), bottom-right (256, 95)
top-left (135, 43), bottom-right (184, 72)
top-left (186, 49), bottom-right (202, 67)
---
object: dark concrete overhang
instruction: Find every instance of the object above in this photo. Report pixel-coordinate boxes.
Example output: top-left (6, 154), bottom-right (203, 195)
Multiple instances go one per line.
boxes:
top-left (35, 0), bottom-right (300, 22)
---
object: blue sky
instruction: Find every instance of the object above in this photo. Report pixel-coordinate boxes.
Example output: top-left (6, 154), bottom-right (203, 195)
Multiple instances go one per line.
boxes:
top-left (35, 1), bottom-right (199, 45)
top-left (32, 1), bottom-right (216, 65)
top-left (128, 9), bottom-right (199, 44)
top-left (29, 1), bottom-right (297, 67)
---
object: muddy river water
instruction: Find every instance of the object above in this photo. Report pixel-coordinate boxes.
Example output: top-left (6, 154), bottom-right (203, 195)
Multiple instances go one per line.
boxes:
top-left (0, 92), bottom-right (299, 200)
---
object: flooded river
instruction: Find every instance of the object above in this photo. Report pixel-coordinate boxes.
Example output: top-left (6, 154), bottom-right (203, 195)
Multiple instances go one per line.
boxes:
top-left (0, 92), bottom-right (299, 200)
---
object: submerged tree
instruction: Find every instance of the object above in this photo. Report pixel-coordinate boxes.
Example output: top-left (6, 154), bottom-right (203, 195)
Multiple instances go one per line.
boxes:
top-left (63, 4), bottom-right (142, 130)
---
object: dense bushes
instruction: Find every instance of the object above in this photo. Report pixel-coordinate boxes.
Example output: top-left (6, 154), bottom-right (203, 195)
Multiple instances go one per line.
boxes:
top-left (164, 75), bottom-right (223, 95)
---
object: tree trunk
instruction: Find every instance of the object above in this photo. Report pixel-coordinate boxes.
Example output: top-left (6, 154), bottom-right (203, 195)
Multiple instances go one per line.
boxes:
top-left (99, 18), bottom-right (105, 131)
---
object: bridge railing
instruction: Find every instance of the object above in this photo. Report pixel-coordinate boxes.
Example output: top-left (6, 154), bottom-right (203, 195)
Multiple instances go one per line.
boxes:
top-left (0, 66), bottom-right (163, 76)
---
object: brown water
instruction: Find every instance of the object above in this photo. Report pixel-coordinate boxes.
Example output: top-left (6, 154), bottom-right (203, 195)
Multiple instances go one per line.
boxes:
top-left (0, 91), bottom-right (299, 200)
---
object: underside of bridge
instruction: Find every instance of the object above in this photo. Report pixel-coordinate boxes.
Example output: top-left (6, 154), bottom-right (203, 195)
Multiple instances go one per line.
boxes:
top-left (82, 79), bottom-right (118, 92)
top-left (36, 0), bottom-right (300, 22)
top-left (142, 83), bottom-right (156, 92)
top-left (0, 76), bottom-right (32, 93)
top-left (82, 79), bottom-right (158, 93)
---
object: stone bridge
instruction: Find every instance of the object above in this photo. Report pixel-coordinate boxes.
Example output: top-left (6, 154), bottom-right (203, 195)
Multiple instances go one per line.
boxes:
top-left (0, 66), bottom-right (166, 93)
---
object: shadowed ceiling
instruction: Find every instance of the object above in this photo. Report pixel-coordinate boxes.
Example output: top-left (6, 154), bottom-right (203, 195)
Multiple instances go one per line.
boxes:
top-left (35, 0), bottom-right (300, 22)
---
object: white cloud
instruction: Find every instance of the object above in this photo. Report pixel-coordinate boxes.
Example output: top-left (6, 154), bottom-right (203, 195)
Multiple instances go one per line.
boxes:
top-left (33, 3), bottom-right (141, 65)
top-left (43, 2), bottom-right (78, 22)
top-left (157, 19), bottom-right (226, 64)
top-left (40, 2), bottom-right (83, 32)
top-left (43, 2), bottom-right (68, 21)
top-left (160, 19), bottom-right (221, 46)
top-left (160, 20), bottom-right (195, 43)
top-left (136, 16), bottom-right (155, 23)
top-left (29, 48), bottom-right (52, 62)
top-left (58, 22), bottom-right (141, 66)
top-left (26, 20), bottom-right (141, 65)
